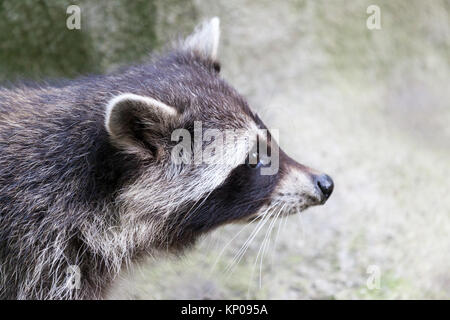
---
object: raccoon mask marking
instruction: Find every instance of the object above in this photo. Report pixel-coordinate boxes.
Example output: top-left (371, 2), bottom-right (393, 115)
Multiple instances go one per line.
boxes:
top-left (0, 17), bottom-right (333, 299)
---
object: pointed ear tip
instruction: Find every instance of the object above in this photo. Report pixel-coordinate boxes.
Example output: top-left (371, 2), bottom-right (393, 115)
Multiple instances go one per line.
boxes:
top-left (207, 17), bottom-right (220, 38)
top-left (210, 16), bottom-right (220, 28)
top-left (181, 17), bottom-right (222, 60)
top-left (196, 17), bottom-right (220, 39)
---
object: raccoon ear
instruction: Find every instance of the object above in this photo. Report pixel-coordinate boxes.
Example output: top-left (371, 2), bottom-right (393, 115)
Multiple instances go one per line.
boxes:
top-left (105, 93), bottom-right (177, 157)
top-left (183, 17), bottom-right (220, 61)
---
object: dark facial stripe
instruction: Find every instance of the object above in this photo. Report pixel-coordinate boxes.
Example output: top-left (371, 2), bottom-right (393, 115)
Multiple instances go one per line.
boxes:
top-left (162, 159), bottom-right (284, 250)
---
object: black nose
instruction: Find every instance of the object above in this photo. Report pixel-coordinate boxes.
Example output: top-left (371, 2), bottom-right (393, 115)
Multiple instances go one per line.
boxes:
top-left (314, 174), bottom-right (334, 202)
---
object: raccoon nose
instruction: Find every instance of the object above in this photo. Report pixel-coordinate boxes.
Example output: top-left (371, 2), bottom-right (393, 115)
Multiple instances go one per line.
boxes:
top-left (314, 174), bottom-right (334, 203)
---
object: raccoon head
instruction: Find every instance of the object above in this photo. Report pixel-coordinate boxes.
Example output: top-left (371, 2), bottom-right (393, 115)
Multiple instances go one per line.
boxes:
top-left (104, 17), bottom-right (333, 250)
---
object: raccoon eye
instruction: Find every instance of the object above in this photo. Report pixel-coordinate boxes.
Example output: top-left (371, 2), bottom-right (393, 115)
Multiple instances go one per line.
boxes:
top-left (246, 151), bottom-right (259, 169)
top-left (246, 151), bottom-right (271, 169)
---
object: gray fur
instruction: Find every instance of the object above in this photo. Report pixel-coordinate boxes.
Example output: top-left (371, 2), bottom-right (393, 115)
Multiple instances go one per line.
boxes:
top-left (0, 18), bottom-right (331, 299)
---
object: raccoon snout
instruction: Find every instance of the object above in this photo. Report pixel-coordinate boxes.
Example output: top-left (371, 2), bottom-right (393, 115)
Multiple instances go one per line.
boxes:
top-left (313, 174), bottom-right (334, 203)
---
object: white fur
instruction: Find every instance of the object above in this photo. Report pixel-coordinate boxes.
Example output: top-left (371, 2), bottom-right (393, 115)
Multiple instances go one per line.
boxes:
top-left (104, 93), bottom-right (177, 138)
top-left (183, 17), bottom-right (220, 60)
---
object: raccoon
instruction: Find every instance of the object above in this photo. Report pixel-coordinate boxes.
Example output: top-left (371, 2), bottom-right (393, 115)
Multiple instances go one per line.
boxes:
top-left (0, 17), bottom-right (333, 299)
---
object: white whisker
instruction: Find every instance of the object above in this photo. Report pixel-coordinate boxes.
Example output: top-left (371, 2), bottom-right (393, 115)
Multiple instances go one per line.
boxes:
top-left (269, 203), bottom-right (287, 266)
top-left (258, 204), bottom-right (284, 288)
top-left (225, 203), bottom-right (277, 276)
top-left (209, 214), bottom-right (260, 275)
top-left (246, 203), bottom-right (283, 296)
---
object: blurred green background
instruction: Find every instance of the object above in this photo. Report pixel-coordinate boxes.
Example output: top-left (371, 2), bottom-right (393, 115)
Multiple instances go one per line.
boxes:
top-left (1, 0), bottom-right (449, 299)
